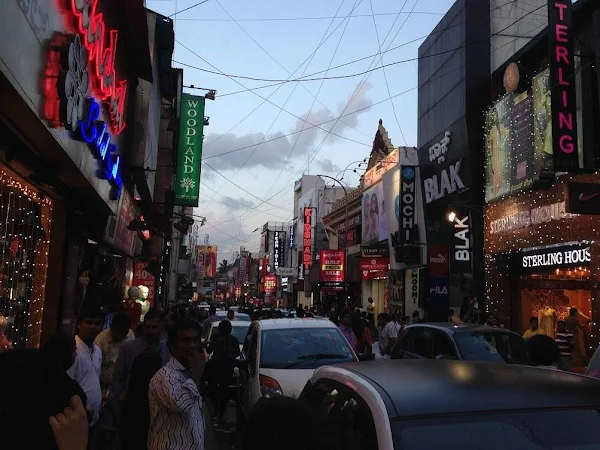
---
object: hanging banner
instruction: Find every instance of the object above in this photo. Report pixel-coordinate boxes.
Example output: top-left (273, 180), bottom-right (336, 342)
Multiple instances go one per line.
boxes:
top-left (175, 94), bottom-right (206, 206)
top-left (404, 269), bottom-right (419, 308)
top-left (548, 0), bottom-right (579, 171)
top-left (264, 274), bottom-right (277, 293)
top-left (274, 231), bottom-right (281, 270)
top-left (303, 207), bottom-right (313, 269)
top-left (319, 250), bottom-right (345, 283)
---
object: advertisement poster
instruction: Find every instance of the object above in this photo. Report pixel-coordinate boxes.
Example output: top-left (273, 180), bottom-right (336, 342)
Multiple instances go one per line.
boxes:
top-left (533, 69), bottom-right (553, 176)
top-left (485, 94), bottom-right (513, 201)
top-left (389, 270), bottom-right (404, 312)
top-left (196, 245), bottom-right (217, 278)
top-left (382, 167), bottom-right (400, 268)
top-left (264, 274), bottom-right (277, 293)
top-left (319, 250), bottom-right (345, 283)
top-left (361, 182), bottom-right (387, 244)
top-left (133, 262), bottom-right (155, 307)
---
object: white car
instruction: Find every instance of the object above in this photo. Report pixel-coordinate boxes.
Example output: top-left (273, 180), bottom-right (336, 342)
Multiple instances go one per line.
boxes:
top-left (236, 318), bottom-right (358, 425)
top-left (204, 320), bottom-right (250, 388)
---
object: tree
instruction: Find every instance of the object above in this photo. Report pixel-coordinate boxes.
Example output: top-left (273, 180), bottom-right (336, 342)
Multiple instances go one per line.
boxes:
top-left (218, 259), bottom-right (233, 276)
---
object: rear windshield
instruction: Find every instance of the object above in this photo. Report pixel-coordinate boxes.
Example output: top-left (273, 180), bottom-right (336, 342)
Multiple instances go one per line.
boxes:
top-left (260, 328), bottom-right (356, 369)
top-left (210, 324), bottom-right (249, 344)
top-left (454, 331), bottom-right (528, 364)
top-left (392, 410), bottom-right (600, 450)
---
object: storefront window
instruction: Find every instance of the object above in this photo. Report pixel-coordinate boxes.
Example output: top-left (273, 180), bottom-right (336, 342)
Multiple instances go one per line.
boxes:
top-left (0, 168), bottom-right (52, 349)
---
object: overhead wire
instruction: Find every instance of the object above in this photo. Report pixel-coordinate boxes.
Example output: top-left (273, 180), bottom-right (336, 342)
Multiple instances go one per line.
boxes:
top-left (168, 0), bottom-right (210, 18)
top-left (174, 11), bottom-right (444, 22)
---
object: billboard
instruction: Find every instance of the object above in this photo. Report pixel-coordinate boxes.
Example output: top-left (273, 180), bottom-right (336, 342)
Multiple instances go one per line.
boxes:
top-left (175, 94), bottom-right (205, 206)
top-left (363, 148), bottom-right (399, 189)
top-left (264, 274), bottom-right (277, 293)
top-left (195, 245), bottom-right (217, 278)
top-left (361, 182), bottom-right (387, 244)
top-left (319, 250), bottom-right (345, 283)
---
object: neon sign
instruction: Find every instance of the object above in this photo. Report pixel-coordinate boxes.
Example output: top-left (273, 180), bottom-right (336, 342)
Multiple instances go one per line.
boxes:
top-left (69, 0), bottom-right (127, 135)
top-left (75, 97), bottom-right (123, 195)
top-left (303, 207), bottom-right (312, 270)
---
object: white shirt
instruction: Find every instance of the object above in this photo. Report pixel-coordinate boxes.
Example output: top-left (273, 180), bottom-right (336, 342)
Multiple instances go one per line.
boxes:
top-left (94, 328), bottom-right (135, 391)
top-left (68, 335), bottom-right (103, 426)
top-left (148, 357), bottom-right (204, 450)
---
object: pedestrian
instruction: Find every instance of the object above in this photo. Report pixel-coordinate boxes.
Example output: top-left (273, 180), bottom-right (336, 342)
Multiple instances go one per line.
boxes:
top-left (412, 310), bottom-right (422, 324)
top-left (110, 309), bottom-right (169, 414)
top-left (527, 334), bottom-right (560, 370)
top-left (227, 309), bottom-right (235, 321)
top-left (94, 313), bottom-right (134, 397)
top-left (351, 310), bottom-right (372, 358)
top-left (119, 352), bottom-right (162, 450)
top-left (375, 313), bottom-right (388, 341)
top-left (523, 316), bottom-right (545, 340)
top-left (366, 297), bottom-right (376, 315)
top-left (555, 320), bottom-right (574, 371)
top-left (148, 318), bottom-right (206, 450)
top-left (339, 309), bottom-right (358, 353)
top-left (207, 320), bottom-right (240, 426)
top-left (380, 314), bottom-right (402, 356)
top-left (68, 306), bottom-right (104, 428)
top-left (203, 306), bottom-right (219, 333)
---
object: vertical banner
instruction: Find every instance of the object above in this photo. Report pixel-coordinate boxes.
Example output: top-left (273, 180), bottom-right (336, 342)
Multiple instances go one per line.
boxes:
top-left (548, 0), bottom-right (579, 171)
top-left (391, 166), bottom-right (420, 265)
top-left (404, 269), bottom-right (419, 313)
top-left (449, 207), bottom-right (474, 307)
top-left (264, 274), bottom-right (277, 294)
top-left (175, 94), bottom-right (205, 206)
top-left (319, 250), bottom-right (345, 283)
top-left (278, 232), bottom-right (286, 268)
top-left (303, 207), bottom-right (313, 270)
top-left (273, 231), bottom-right (281, 271)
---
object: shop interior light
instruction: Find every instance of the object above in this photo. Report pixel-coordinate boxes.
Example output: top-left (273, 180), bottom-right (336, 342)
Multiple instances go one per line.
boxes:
top-left (447, 211), bottom-right (456, 223)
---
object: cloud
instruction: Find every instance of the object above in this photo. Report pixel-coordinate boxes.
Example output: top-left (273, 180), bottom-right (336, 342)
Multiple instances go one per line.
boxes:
top-left (221, 196), bottom-right (256, 211)
top-left (202, 82), bottom-right (373, 171)
top-left (316, 159), bottom-right (340, 174)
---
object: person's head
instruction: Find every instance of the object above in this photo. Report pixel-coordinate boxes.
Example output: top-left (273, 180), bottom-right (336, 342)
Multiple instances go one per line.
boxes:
top-left (377, 313), bottom-right (387, 327)
top-left (297, 308), bottom-right (305, 318)
top-left (167, 318), bottom-right (202, 369)
top-left (243, 396), bottom-right (316, 450)
top-left (569, 307), bottom-right (578, 317)
top-left (209, 305), bottom-right (217, 316)
top-left (527, 334), bottom-right (559, 366)
top-left (42, 334), bottom-right (76, 371)
top-left (529, 316), bottom-right (539, 331)
top-left (199, 309), bottom-right (208, 321)
top-left (110, 313), bottom-right (131, 342)
top-left (227, 310), bottom-right (235, 321)
top-left (127, 286), bottom-right (139, 301)
top-left (368, 297), bottom-right (374, 304)
top-left (448, 309), bottom-right (454, 318)
top-left (0, 349), bottom-right (86, 450)
top-left (77, 306), bottom-right (104, 343)
top-left (218, 320), bottom-right (232, 338)
top-left (412, 310), bottom-right (420, 319)
top-left (487, 314), bottom-right (498, 326)
top-left (557, 320), bottom-right (567, 333)
top-left (142, 309), bottom-right (162, 345)
top-left (341, 310), bottom-right (352, 326)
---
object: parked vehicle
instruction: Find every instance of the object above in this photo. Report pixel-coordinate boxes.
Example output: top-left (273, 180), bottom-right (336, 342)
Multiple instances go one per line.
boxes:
top-left (390, 323), bottom-right (529, 364)
top-left (215, 310), bottom-right (251, 322)
top-left (236, 318), bottom-right (357, 425)
top-left (299, 359), bottom-right (600, 450)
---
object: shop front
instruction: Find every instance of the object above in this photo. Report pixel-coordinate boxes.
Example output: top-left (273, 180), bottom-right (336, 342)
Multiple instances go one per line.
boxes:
top-left (360, 245), bottom-right (389, 314)
top-left (485, 178), bottom-right (600, 363)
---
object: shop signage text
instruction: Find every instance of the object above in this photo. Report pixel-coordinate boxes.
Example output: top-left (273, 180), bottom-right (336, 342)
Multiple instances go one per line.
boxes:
top-left (274, 231), bottom-right (281, 270)
top-left (264, 274), bottom-right (277, 293)
top-left (70, 0), bottom-right (127, 134)
top-left (276, 267), bottom-right (296, 277)
top-left (303, 207), bottom-right (312, 269)
top-left (175, 94), bottom-right (206, 206)
top-left (363, 149), bottom-right (399, 189)
top-left (522, 247), bottom-right (590, 269)
top-left (404, 269), bottom-right (419, 306)
top-left (428, 131), bottom-right (452, 164)
top-left (489, 201), bottom-right (572, 234)
top-left (319, 250), bottom-right (345, 283)
top-left (360, 258), bottom-right (389, 272)
top-left (399, 166), bottom-right (417, 243)
top-left (361, 244), bottom-right (389, 258)
top-left (336, 214), bottom-right (361, 233)
top-left (452, 214), bottom-right (470, 263)
top-left (423, 159), bottom-right (465, 204)
top-left (548, 0), bottom-right (579, 171)
top-left (289, 225), bottom-right (294, 248)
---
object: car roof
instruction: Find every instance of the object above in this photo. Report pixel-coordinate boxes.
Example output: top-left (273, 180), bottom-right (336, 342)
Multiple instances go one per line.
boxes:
top-left (257, 318), bottom-right (338, 330)
top-left (405, 323), bottom-right (519, 335)
top-left (210, 320), bottom-right (250, 328)
top-left (320, 360), bottom-right (600, 418)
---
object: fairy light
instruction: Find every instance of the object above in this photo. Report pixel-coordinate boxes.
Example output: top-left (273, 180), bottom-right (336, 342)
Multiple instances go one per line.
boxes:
top-left (0, 168), bottom-right (52, 349)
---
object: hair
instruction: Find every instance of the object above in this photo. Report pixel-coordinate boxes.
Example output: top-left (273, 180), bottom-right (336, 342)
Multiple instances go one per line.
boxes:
top-left (529, 316), bottom-right (538, 323)
top-left (111, 313), bottom-right (132, 330)
top-left (0, 349), bottom-right (87, 450)
top-left (42, 334), bottom-right (76, 372)
top-left (218, 320), bottom-right (232, 337)
top-left (144, 308), bottom-right (161, 323)
top-left (78, 305), bottom-right (105, 323)
top-left (527, 334), bottom-right (560, 366)
top-left (412, 310), bottom-right (420, 317)
top-left (167, 317), bottom-right (203, 345)
top-left (243, 397), bottom-right (316, 450)
top-left (569, 307), bottom-right (578, 316)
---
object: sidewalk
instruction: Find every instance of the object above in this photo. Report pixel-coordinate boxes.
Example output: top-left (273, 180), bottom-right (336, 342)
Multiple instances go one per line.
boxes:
top-left (204, 401), bottom-right (220, 450)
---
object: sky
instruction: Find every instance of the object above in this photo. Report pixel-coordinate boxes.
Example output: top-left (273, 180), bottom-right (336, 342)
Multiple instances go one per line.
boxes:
top-left (146, 0), bottom-right (456, 260)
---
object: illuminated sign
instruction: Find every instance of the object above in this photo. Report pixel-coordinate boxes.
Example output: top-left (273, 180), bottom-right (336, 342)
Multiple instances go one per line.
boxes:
top-left (69, 0), bottom-right (127, 135)
top-left (289, 225), bottom-right (294, 248)
top-left (548, 0), bottom-right (579, 171)
top-left (273, 231), bottom-right (280, 270)
top-left (521, 243), bottom-right (591, 272)
top-left (303, 207), bottom-right (312, 270)
top-left (264, 274), bottom-right (277, 293)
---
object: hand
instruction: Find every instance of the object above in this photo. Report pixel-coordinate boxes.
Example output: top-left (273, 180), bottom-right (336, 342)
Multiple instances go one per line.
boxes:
top-left (49, 395), bottom-right (89, 450)
top-left (190, 350), bottom-right (206, 386)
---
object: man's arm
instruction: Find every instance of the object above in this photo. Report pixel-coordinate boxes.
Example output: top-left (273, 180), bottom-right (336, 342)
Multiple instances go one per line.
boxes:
top-left (151, 372), bottom-right (201, 413)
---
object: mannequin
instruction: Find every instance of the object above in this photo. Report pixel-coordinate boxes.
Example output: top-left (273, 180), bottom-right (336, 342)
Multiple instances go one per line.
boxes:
top-left (121, 286), bottom-right (141, 330)
top-left (566, 306), bottom-right (591, 363)
top-left (136, 285), bottom-right (151, 321)
top-left (538, 305), bottom-right (557, 338)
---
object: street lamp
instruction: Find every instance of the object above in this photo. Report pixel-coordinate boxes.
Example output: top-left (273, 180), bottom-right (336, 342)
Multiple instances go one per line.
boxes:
top-left (317, 174), bottom-right (349, 303)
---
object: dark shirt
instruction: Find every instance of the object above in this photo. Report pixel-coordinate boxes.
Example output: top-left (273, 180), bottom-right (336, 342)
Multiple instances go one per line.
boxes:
top-left (209, 336), bottom-right (240, 378)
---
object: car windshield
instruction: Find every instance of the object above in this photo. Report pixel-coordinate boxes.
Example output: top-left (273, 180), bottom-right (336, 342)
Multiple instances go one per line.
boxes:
top-left (210, 324), bottom-right (249, 344)
top-left (260, 328), bottom-right (356, 369)
top-left (454, 331), bottom-right (528, 364)
top-left (392, 409), bottom-right (600, 449)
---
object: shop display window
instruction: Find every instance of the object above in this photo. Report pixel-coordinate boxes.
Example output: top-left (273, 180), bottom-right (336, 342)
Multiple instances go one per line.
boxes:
top-left (0, 168), bottom-right (52, 349)
top-left (520, 267), bottom-right (592, 365)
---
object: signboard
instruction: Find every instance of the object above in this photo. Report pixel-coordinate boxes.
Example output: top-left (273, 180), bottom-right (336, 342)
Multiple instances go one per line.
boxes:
top-left (133, 262), bottom-right (156, 307)
top-left (489, 201), bottom-right (572, 234)
top-left (404, 269), bottom-right (419, 307)
top-left (264, 274), bottom-right (277, 293)
top-left (276, 267), bottom-right (296, 277)
top-left (319, 250), bottom-right (345, 283)
top-left (113, 189), bottom-right (136, 255)
top-left (361, 244), bottom-right (389, 258)
top-left (274, 231), bottom-right (281, 270)
top-left (196, 245), bottom-right (217, 278)
top-left (360, 258), bottom-right (389, 272)
top-left (450, 207), bottom-right (472, 274)
top-left (520, 243), bottom-right (591, 273)
top-left (289, 225), bottom-right (294, 248)
top-left (428, 244), bottom-right (449, 277)
top-left (566, 183), bottom-right (600, 215)
top-left (175, 94), bottom-right (206, 206)
top-left (548, 0), bottom-right (579, 171)
top-left (303, 207), bottom-right (312, 269)
top-left (399, 166), bottom-right (417, 245)
top-left (363, 148), bottom-right (399, 189)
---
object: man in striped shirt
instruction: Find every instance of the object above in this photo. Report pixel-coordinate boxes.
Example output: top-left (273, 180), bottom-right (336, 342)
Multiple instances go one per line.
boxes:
top-left (555, 320), bottom-right (574, 372)
top-left (148, 318), bottom-right (206, 450)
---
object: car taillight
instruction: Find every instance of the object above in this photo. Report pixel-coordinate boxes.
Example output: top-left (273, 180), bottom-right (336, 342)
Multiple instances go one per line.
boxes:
top-left (259, 374), bottom-right (283, 398)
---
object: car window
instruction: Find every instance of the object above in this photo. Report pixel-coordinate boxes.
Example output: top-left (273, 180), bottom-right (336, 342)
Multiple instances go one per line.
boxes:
top-left (404, 327), bottom-right (433, 358)
top-left (454, 332), bottom-right (513, 363)
top-left (392, 409), bottom-right (600, 450)
top-left (260, 328), bottom-right (356, 369)
top-left (209, 324), bottom-right (250, 344)
top-left (302, 381), bottom-right (378, 450)
top-left (432, 331), bottom-right (457, 360)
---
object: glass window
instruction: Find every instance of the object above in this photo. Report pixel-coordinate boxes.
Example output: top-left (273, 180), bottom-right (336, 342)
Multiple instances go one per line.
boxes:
top-left (392, 409), bottom-right (600, 450)
top-left (260, 328), bottom-right (356, 369)
top-left (404, 328), bottom-right (433, 358)
top-left (432, 331), bottom-right (457, 359)
top-left (454, 332), bottom-right (510, 363)
top-left (209, 323), bottom-right (250, 344)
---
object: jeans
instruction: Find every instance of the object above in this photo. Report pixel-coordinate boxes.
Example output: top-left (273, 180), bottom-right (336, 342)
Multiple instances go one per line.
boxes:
top-left (558, 355), bottom-right (572, 372)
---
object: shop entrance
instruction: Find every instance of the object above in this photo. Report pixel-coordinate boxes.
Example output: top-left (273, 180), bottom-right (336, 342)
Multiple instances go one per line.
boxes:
top-left (518, 266), bottom-right (592, 368)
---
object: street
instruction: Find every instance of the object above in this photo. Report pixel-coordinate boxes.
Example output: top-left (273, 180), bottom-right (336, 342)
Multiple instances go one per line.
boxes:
top-left (206, 400), bottom-right (241, 450)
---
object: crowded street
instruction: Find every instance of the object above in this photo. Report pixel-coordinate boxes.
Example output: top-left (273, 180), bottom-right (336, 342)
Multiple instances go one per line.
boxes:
top-left (3, 0), bottom-right (600, 449)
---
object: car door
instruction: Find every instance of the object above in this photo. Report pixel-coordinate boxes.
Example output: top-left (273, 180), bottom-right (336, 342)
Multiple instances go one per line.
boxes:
top-left (431, 330), bottom-right (459, 360)
top-left (238, 324), bottom-right (256, 417)
top-left (300, 380), bottom-right (379, 450)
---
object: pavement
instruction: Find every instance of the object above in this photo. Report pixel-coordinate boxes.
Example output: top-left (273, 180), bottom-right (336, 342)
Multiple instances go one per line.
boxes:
top-left (205, 400), bottom-right (241, 450)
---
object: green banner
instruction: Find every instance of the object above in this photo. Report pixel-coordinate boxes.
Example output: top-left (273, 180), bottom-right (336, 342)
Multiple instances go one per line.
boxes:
top-left (175, 94), bottom-right (206, 206)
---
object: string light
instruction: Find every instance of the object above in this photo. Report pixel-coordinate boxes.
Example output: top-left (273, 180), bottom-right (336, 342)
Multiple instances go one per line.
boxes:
top-left (0, 168), bottom-right (52, 349)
